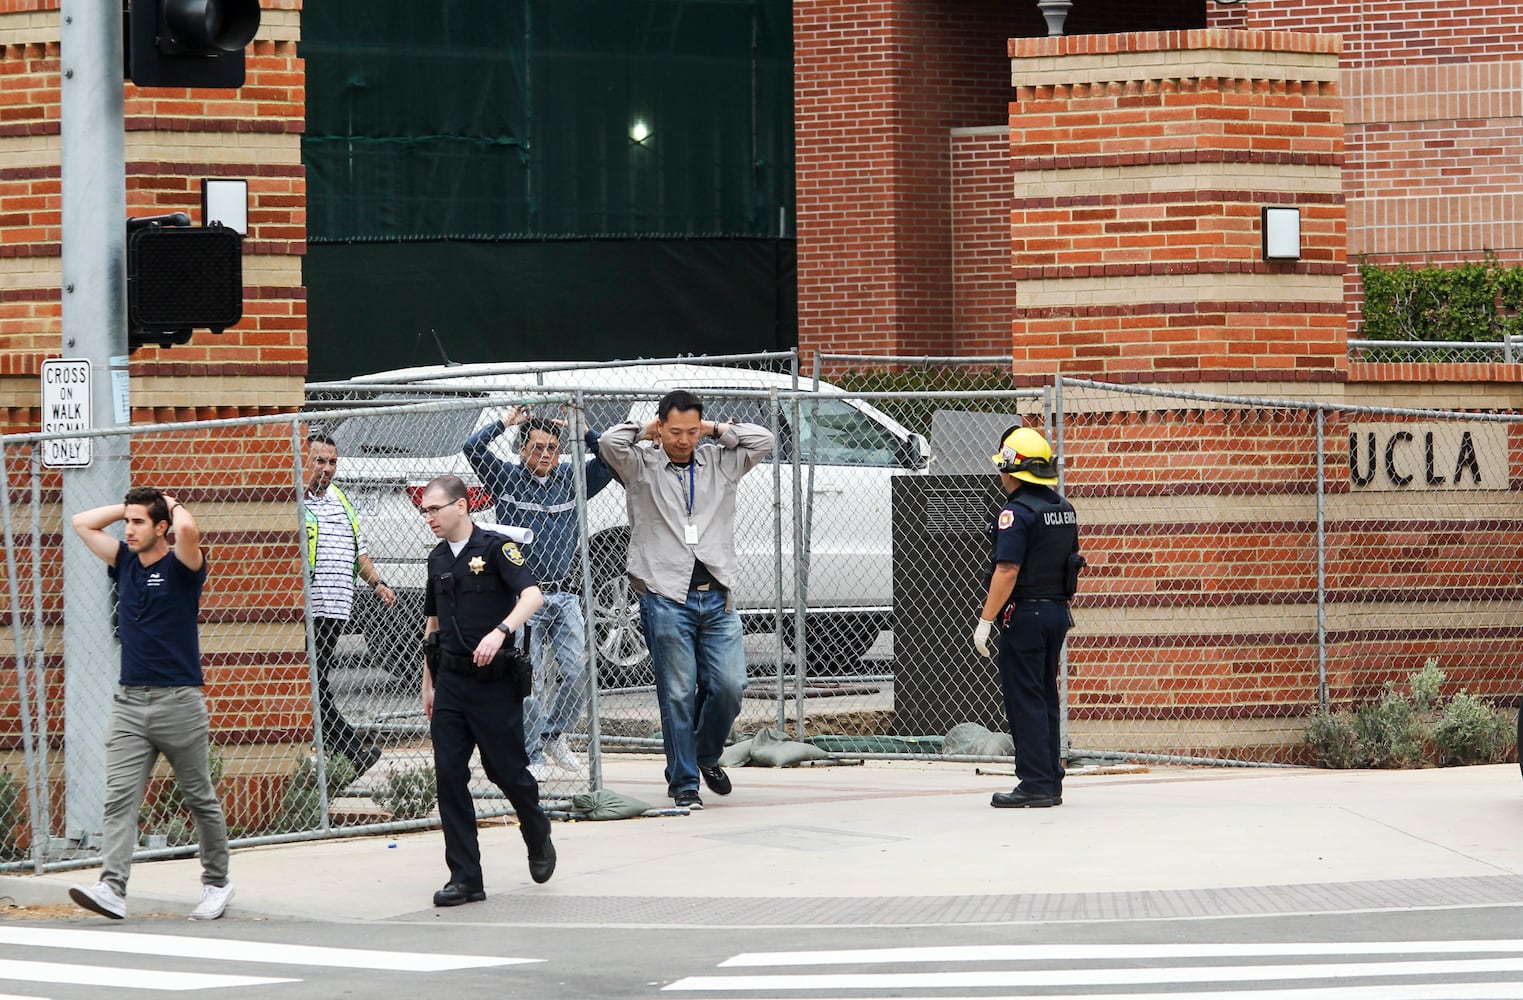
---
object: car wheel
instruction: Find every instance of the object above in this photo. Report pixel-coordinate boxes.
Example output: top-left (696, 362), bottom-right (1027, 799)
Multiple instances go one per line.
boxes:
top-left (784, 613), bottom-right (886, 675)
top-left (589, 533), bottom-right (652, 689)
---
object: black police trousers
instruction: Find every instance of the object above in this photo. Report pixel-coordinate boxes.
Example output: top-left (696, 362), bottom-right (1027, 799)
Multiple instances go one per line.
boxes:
top-left (995, 599), bottom-right (1071, 798)
top-left (430, 666), bottom-right (550, 888)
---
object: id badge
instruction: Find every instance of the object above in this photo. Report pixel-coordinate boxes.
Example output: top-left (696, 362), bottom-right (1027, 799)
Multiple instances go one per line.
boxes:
top-left (684, 523), bottom-right (699, 545)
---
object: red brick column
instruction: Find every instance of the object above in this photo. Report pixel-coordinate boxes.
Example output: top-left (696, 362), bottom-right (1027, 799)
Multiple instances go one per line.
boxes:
top-left (1008, 29), bottom-right (1347, 386)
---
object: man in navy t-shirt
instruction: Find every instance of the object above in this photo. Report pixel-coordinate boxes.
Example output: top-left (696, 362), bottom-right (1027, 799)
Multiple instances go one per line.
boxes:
top-left (68, 486), bottom-right (235, 921)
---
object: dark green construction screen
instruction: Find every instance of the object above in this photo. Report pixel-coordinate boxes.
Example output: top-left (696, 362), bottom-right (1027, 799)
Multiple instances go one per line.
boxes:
top-left (301, 0), bottom-right (795, 380)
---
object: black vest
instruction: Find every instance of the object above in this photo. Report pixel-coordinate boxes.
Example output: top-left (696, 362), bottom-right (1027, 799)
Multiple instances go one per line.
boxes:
top-left (1010, 489), bottom-right (1078, 601)
top-left (427, 528), bottom-right (520, 657)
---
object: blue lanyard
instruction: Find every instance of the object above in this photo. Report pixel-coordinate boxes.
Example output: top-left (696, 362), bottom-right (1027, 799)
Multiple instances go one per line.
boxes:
top-left (682, 461), bottom-right (695, 519)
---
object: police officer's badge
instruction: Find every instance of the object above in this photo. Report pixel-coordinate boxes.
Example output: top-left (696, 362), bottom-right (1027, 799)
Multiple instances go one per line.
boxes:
top-left (502, 541), bottom-right (526, 566)
top-left (468, 555), bottom-right (486, 575)
top-left (997, 509), bottom-right (1015, 530)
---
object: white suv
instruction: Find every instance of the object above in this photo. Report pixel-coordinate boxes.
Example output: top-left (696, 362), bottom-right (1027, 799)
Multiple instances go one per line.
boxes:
top-left (310, 361), bottom-right (929, 685)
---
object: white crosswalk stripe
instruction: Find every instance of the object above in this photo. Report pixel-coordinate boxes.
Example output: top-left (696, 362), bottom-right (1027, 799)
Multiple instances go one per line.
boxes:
top-left (0, 926), bottom-right (540, 993)
top-left (0, 927), bottom-right (538, 972)
top-left (667, 940), bottom-right (1523, 997)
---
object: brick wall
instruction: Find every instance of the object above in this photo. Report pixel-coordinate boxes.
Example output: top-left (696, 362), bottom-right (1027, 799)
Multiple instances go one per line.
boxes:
top-left (1006, 30), bottom-right (1347, 386)
top-left (1060, 403), bottom-right (1523, 760)
top-left (950, 127), bottom-right (1016, 356)
top-left (0, 3), bottom-right (312, 807)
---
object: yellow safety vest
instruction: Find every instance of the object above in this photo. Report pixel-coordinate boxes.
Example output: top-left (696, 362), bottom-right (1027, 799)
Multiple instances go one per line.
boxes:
top-left (303, 485), bottom-right (361, 579)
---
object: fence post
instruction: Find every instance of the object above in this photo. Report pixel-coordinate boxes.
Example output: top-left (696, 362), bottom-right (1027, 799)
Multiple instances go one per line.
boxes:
top-left (1315, 406), bottom-right (1329, 711)
top-left (572, 389), bottom-right (604, 791)
top-left (1054, 374), bottom-right (1070, 760)
top-left (2, 448), bottom-right (45, 871)
top-left (769, 389), bottom-right (787, 733)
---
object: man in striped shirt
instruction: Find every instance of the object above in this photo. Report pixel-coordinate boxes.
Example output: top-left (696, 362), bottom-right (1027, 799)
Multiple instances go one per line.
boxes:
top-left (303, 433), bottom-right (394, 778)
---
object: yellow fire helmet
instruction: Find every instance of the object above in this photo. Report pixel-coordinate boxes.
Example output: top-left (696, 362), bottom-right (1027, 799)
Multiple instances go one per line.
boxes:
top-left (991, 425), bottom-right (1059, 485)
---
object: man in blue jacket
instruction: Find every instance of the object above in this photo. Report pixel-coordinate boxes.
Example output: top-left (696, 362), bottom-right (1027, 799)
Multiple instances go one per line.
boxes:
top-left (463, 406), bottom-right (614, 778)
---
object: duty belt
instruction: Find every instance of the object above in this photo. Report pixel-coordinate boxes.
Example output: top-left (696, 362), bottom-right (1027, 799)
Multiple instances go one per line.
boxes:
top-left (439, 649), bottom-right (508, 681)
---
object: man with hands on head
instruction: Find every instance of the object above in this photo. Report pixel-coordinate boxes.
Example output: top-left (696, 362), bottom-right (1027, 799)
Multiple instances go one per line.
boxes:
top-left (598, 390), bottom-right (774, 810)
top-left (68, 488), bottom-right (235, 921)
top-left (462, 403), bottom-right (613, 780)
top-left (419, 474), bottom-right (555, 907)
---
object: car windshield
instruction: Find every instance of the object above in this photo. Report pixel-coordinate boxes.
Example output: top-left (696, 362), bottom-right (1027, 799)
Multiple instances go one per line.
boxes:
top-left (328, 394), bottom-right (485, 459)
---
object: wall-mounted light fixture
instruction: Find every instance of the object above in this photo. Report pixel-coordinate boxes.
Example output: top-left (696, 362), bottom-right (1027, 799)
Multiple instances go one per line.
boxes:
top-left (202, 178), bottom-right (248, 236)
top-left (1262, 206), bottom-right (1301, 261)
top-left (630, 119), bottom-right (651, 145)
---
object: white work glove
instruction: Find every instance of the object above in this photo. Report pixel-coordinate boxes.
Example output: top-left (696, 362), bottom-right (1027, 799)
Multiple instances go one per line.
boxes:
top-left (972, 618), bottom-right (995, 658)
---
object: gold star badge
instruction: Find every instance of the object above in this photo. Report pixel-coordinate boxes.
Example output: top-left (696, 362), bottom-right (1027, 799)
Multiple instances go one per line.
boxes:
top-left (468, 555), bottom-right (486, 575)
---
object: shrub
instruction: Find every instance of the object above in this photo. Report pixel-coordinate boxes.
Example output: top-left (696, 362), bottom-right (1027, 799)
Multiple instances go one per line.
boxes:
top-left (1434, 692), bottom-right (1509, 765)
top-left (1304, 710), bottom-right (1364, 768)
top-left (273, 754), bottom-right (356, 833)
top-left (371, 764), bottom-right (437, 821)
top-left (1304, 660), bottom-right (1518, 770)
top-left (140, 747), bottom-right (226, 847)
top-left (1352, 686), bottom-right (1428, 769)
top-left (0, 770), bottom-right (21, 861)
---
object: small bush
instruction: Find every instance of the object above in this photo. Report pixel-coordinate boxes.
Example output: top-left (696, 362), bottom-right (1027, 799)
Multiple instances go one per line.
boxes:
top-left (274, 754), bottom-right (356, 832)
top-left (140, 747), bottom-right (225, 846)
top-left (0, 770), bottom-right (21, 861)
top-left (1304, 711), bottom-right (1364, 768)
top-left (371, 764), bottom-right (437, 821)
top-left (1434, 692), bottom-right (1509, 765)
top-left (1302, 660), bottom-right (1513, 770)
top-left (1353, 684), bottom-right (1429, 769)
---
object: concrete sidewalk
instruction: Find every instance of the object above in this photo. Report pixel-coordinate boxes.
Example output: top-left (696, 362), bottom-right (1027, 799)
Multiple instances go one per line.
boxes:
top-left (6, 755), bottom-right (1522, 924)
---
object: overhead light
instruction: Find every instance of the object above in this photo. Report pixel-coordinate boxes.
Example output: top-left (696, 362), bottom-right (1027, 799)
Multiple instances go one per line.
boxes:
top-left (630, 120), bottom-right (650, 144)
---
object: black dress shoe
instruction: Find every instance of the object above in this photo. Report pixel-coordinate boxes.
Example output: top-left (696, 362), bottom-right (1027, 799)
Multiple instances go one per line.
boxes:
top-left (991, 789), bottom-right (1055, 809)
top-left (433, 882), bottom-right (485, 907)
top-left (351, 745), bottom-right (383, 780)
top-left (529, 837), bottom-right (556, 884)
top-left (699, 764), bottom-right (732, 796)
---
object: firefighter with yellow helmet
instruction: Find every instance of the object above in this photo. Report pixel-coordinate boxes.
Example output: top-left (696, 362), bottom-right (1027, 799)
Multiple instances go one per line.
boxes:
top-left (974, 425), bottom-right (1082, 808)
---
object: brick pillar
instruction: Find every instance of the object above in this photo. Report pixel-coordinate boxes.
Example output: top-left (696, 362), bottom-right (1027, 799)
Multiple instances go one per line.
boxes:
top-left (793, 1), bottom-right (1035, 368)
top-left (1008, 30), bottom-right (1347, 386)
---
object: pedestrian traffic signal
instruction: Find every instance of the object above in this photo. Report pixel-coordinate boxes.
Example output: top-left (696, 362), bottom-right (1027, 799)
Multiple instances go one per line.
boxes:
top-left (126, 0), bottom-right (262, 89)
top-left (127, 219), bottom-right (244, 352)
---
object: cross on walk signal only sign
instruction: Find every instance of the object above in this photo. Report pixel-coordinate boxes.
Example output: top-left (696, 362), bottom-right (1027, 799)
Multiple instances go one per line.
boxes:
top-left (41, 358), bottom-right (91, 468)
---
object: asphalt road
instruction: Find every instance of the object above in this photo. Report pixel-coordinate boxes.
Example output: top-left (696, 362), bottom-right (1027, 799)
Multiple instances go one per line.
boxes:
top-left (7, 901), bottom-right (1523, 999)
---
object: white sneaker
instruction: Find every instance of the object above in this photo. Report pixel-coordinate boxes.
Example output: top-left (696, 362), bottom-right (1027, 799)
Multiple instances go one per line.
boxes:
top-left (528, 760), bottom-right (548, 782)
top-left (69, 881), bottom-right (126, 919)
top-left (543, 734), bottom-right (585, 774)
top-left (188, 882), bottom-right (236, 920)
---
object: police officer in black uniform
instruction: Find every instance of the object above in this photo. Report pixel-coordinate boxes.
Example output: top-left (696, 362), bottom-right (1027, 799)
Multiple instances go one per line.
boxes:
top-left (972, 426), bottom-right (1081, 809)
top-left (419, 474), bottom-right (555, 905)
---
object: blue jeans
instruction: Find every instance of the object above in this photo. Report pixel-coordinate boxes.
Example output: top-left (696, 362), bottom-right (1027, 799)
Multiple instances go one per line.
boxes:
top-left (523, 592), bottom-right (590, 759)
top-left (639, 588), bottom-right (746, 797)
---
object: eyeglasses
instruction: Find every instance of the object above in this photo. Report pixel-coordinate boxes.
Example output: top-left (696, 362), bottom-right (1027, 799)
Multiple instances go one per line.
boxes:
top-left (419, 499), bottom-right (464, 517)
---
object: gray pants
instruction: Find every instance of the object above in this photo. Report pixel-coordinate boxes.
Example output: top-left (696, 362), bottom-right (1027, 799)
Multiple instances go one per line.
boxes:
top-left (100, 685), bottom-right (229, 895)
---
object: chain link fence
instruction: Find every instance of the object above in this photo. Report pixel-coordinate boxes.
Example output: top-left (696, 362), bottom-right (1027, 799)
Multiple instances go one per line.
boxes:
top-left (5, 357), bottom-right (1520, 870)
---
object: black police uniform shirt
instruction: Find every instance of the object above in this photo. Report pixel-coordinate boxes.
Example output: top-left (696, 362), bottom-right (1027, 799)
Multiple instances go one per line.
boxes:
top-left (424, 525), bottom-right (538, 657)
top-left (987, 483), bottom-right (1078, 603)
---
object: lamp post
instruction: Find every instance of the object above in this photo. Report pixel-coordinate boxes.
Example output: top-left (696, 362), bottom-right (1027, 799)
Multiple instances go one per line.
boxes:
top-left (1037, 0), bottom-right (1073, 37)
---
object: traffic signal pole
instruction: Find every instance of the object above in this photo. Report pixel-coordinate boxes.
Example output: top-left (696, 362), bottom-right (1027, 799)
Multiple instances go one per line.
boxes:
top-left (59, 0), bottom-right (132, 849)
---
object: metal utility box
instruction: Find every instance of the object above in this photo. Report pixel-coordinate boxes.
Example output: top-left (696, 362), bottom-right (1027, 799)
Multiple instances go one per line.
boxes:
top-left (890, 474), bottom-right (1007, 736)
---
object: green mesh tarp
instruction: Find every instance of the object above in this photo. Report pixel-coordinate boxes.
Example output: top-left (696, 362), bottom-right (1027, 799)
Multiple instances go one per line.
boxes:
top-left (301, 1), bottom-right (796, 378)
top-left (302, 0), bottom-right (793, 241)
